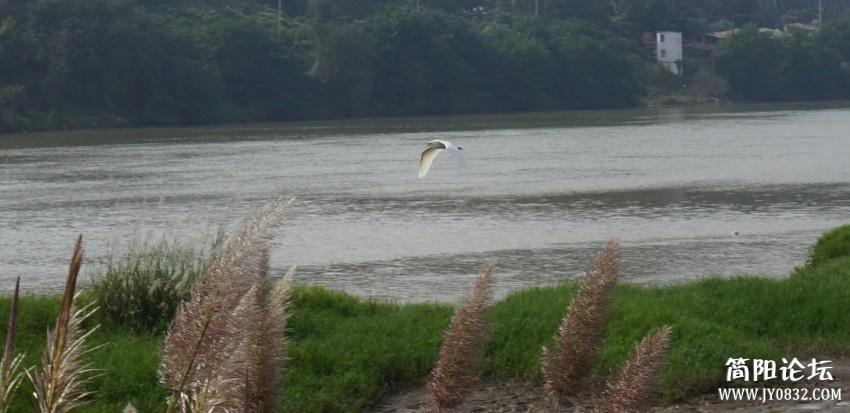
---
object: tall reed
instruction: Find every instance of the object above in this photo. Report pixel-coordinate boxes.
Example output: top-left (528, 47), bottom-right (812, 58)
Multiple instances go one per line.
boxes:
top-left (427, 264), bottom-right (495, 413)
top-left (159, 197), bottom-right (294, 413)
top-left (0, 277), bottom-right (24, 413)
top-left (27, 235), bottom-right (101, 413)
top-left (542, 239), bottom-right (620, 407)
top-left (594, 326), bottom-right (672, 413)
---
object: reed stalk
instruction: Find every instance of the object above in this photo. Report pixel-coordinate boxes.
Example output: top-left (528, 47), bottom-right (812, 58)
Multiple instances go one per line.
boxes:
top-left (0, 277), bottom-right (25, 413)
top-left (27, 235), bottom-right (101, 413)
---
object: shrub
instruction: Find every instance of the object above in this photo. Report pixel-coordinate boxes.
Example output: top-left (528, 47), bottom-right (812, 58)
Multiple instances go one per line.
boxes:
top-left (87, 232), bottom-right (223, 334)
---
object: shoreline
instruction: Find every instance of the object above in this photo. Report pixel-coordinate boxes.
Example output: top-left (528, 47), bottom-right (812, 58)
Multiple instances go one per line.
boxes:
top-left (2, 224), bottom-right (848, 411)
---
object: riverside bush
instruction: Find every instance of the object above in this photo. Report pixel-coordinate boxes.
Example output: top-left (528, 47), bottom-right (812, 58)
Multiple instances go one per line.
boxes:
top-left (86, 233), bottom-right (222, 334)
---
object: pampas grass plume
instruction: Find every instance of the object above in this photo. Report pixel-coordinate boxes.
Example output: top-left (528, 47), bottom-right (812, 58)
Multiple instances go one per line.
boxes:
top-left (542, 239), bottom-right (620, 406)
top-left (160, 198), bottom-right (294, 412)
top-left (594, 326), bottom-right (672, 413)
top-left (238, 265), bottom-right (295, 413)
top-left (427, 264), bottom-right (495, 413)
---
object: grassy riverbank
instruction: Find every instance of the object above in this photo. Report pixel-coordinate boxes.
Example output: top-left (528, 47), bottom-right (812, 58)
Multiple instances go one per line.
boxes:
top-left (3, 225), bottom-right (850, 412)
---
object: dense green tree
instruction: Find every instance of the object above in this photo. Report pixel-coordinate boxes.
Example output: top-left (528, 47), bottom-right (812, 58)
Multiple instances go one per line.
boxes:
top-left (132, 8), bottom-right (229, 125)
top-left (781, 29), bottom-right (846, 100)
top-left (207, 11), bottom-right (319, 120)
top-left (710, 16), bottom-right (850, 102)
top-left (307, 0), bottom-right (403, 21)
top-left (541, 0), bottom-right (611, 24)
top-left (2, 15), bottom-right (53, 130)
top-left (545, 20), bottom-right (643, 108)
top-left (6, 0), bottom-right (847, 133)
top-left (713, 24), bottom-right (788, 101)
top-left (27, 0), bottom-right (163, 116)
top-left (611, 0), bottom-right (673, 32)
top-left (0, 18), bottom-right (40, 96)
top-left (365, 8), bottom-right (483, 115)
top-left (819, 12), bottom-right (850, 61)
top-left (817, 14), bottom-right (850, 98)
top-left (494, 0), bottom-right (536, 17)
top-left (481, 23), bottom-right (556, 111)
top-left (311, 22), bottom-right (376, 116)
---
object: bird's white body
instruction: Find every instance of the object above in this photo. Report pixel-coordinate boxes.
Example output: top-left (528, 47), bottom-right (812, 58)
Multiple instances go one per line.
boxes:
top-left (418, 139), bottom-right (466, 178)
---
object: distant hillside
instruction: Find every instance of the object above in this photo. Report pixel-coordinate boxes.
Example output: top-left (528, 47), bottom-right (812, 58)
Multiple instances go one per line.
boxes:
top-left (2, 0), bottom-right (850, 133)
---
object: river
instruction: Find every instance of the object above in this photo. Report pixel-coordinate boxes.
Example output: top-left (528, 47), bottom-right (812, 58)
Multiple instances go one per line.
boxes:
top-left (2, 102), bottom-right (849, 302)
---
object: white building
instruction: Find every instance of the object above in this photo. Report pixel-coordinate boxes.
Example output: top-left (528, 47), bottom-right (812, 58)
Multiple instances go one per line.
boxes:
top-left (656, 31), bottom-right (683, 76)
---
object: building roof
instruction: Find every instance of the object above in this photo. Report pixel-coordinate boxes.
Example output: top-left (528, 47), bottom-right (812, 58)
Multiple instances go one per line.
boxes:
top-left (703, 27), bottom-right (784, 39)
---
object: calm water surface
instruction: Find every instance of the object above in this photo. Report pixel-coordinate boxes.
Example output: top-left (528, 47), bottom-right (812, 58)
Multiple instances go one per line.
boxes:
top-left (2, 103), bottom-right (850, 302)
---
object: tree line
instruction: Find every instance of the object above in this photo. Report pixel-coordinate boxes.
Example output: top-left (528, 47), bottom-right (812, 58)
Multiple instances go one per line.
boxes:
top-left (2, 0), bottom-right (850, 132)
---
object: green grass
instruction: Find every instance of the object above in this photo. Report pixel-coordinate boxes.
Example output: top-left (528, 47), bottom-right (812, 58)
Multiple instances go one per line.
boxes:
top-left (802, 224), bottom-right (850, 269)
top-left (2, 225), bottom-right (850, 411)
top-left (283, 287), bottom-right (453, 412)
top-left (0, 296), bottom-right (167, 412)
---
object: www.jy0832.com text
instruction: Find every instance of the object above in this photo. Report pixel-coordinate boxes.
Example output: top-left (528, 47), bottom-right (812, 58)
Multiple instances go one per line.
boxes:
top-left (718, 387), bottom-right (841, 403)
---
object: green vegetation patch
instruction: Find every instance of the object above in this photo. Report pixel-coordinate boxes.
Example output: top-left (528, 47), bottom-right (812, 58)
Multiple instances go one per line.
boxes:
top-left (0, 296), bottom-right (167, 412)
top-left (803, 224), bottom-right (850, 269)
top-left (284, 286), bottom-right (452, 412)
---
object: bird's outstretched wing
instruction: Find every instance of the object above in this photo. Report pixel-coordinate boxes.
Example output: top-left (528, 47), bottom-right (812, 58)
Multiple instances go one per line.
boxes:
top-left (445, 145), bottom-right (467, 170)
top-left (419, 147), bottom-right (443, 178)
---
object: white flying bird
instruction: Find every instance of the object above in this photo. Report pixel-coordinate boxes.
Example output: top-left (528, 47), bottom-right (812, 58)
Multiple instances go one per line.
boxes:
top-left (418, 139), bottom-right (466, 178)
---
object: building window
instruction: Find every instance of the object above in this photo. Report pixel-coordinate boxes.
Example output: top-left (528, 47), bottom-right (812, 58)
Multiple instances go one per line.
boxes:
top-left (660, 34), bottom-right (665, 42)
top-left (660, 49), bottom-right (666, 58)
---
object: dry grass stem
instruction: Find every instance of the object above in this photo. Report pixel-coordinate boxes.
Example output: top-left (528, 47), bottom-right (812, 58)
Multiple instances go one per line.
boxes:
top-left (542, 239), bottom-right (620, 406)
top-left (159, 198), bottom-right (294, 412)
top-left (178, 378), bottom-right (234, 413)
top-left (427, 264), bottom-right (495, 413)
top-left (0, 277), bottom-right (25, 413)
top-left (27, 235), bottom-right (101, 413)
top-left (594, 326), bottom-right (673, 413)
